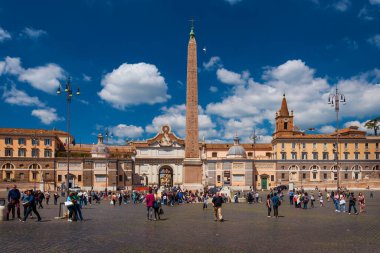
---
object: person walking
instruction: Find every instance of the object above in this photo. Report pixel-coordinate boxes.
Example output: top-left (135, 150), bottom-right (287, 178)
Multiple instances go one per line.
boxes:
top-left (45, 192), bottom-right (50, 205)
top-left (303, 193), bottom-right (309, 209)
top-left (212, 192), bottom-right (224, 222)
top-left (53, 192), bottom-right (59, 205)
top-left (7, 184), bottom-right (21, 220)
top-left (348, 192), bottom-right (358, 215)
top-left (271, 193), bottom-right (280, 218)
top-left (118, 192), bottom-right (123, 206)
top-left (20, 190), bottom-right (41, 222)
top-left (153, 190), bottom-right (161, 220)
top-left (358, 192), bottom-right (366, 213)
top-left (145, 189), bottom-right (155, 221)
top-left (289, 190), bottom-right (294, 205)
top-left (266, 194), bottom-right (272, 217)
top-left (310, 193), bottom-right (315, 208)
top-left (339, 193), bottom-right (346, 213)
top-left (202, 193), bottom-right (208, 210)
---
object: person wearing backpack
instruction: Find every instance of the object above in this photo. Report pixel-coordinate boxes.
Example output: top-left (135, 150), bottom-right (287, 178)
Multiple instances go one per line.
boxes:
top-left (271, 192), bottom-right (281, 218)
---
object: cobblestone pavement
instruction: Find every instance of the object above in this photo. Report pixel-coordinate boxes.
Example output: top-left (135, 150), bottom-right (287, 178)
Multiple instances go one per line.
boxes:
top-left (1, 191), bottom-right (379, 253)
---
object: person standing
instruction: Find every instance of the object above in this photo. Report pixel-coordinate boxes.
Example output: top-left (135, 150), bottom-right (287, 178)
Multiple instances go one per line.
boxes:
top-left (66, 192), bottom-right (76, 222)
top-left (319, 194), bottom-right (324, 207)
top-left (212, 192), bottom-right (224, 222)
top-left (20, 190), bottom-right (41, 222)
top-left (7, 184), bottom-right (21, 220)
top-left (358, 192), bottom-right (365, 213)
top-left (53, 192), bottom-right (59, 205)
top-left (145, 189), bottom-right (155, 221)
top-left (370, 191), bottom-right (374, 199)
top-left (255, 192), bottom-right (260, 203)
top-left (348, 192), bottom-right (358, 215)
top-left (202, 193), bottom-right (208, 210)
top-left (153, 190), bottom-right (161, 220)
top-left (118, 192), bottom-right (123, 206)
top-left (73, 192), bottom-right (84, 221)
top-left (289, 190), bottom-right (294, 205)
top-left (310, 193), bottom-right (315, 208)
top-left (271, 192), bottom-right (280, 218)
top-left (266, 194), bottom-right (272, 218)
top-left (45, 192), bottom-right (50, 205)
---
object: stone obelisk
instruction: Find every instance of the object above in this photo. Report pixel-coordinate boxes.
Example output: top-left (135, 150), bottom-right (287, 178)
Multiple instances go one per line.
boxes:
top-left (183, 25), bottom-right (203, 190)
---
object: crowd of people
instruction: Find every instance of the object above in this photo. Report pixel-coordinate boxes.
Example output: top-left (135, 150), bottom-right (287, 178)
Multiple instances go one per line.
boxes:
top-left (4, 184), bottom-right (373, 223)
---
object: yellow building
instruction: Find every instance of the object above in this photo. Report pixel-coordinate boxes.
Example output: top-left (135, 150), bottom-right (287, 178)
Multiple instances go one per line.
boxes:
top-left (272, 95), bottom-right (380, 190)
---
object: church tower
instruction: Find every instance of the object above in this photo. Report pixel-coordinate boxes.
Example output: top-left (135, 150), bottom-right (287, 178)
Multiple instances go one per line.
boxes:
top-left (183, 24), bottom-right (203, 190)
top-left (274, 94), bottom-right (294, 138)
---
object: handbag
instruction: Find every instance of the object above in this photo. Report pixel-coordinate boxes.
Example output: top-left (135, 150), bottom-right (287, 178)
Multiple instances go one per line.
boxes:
top-left (64, 201), bottom-right (73, 207)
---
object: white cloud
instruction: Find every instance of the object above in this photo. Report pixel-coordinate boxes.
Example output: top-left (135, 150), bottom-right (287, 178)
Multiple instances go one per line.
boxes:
top-left (333, 0), bottom-right (351, 12)
top-left (109, 124), bottom-right (144, 140)
top-left (224, 0), bottom-right (242, 5)
top-left (2, 85), bottom-right (45, 107)
top-left (209, 86), bottom-right (218, 93)
top-left (343, 121), bottom-right (367, 131)
top-left (98, 62), bottom-right (170, 110)
top-left (369, 0), bottom-right (380, 5)
top-left (358, 7), bottom-right (375, 21)
top-left (31, 107), bottom-right (63, 125)
top-left (368, 34), bottom-right (380, 49)
top-left (21, 27), bottom-right (47, 40)
top-left (216, 68), bottom-right (248, 85)
top-left (19, 64), bottom-right (65, 94)
top-left (145, 104), bottom-right (218, 140)
top-left (0, 56), bottom-right (65, 94)
top-left (82, 74), bottom-right (92, 82)
top-left (203, 56), bottom-right (222, 71)
top-left (319, 125), bottom-right (336, 134)
top-left (0, 27), bottom-right (11, 42)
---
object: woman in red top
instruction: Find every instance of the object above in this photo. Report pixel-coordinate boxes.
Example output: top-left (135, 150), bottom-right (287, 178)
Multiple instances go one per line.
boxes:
top-left (145, 189), bottom-right (155, 221)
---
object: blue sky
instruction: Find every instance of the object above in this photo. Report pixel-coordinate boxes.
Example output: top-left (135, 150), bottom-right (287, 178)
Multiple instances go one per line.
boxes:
top-left (0, 0), bottom-right (379, 144)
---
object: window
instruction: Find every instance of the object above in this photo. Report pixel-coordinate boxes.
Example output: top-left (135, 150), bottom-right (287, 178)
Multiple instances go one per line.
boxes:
top-left (119, 175), bottom-right (123, 182)
top-left (20, 173), bottom-right (25, 180)
top-left (212, 152), bottom-right (217, 158)
top-left (312, 152), bottom-right (318, 160)
top-left (247, 152), bottom-right (253, 157)
top-left (32, 172), bottom-right (37, 180)
top-left (18, 138), bottom-right (26, 145)
top-left (365, 152), bottom-right (369, 160)
top-left (58, 175), bottom-right (62, 181)
top-left (302, 173), bottom-right (306, 179)
top-left (281, 143), bottom-right (285, 149)
top-left (365, 143), bottom-right (369, 149)
top-left (291, 152), bottom-right (297, 160)
top-left (292, 143), bottom-right (296, 149)
top-left (323, 173), bottom-right (327, 179)
top-left (376, 143), bottom-right (379, 149)
top-left (302, 152), bottom-right (307, 160)
top-left (284, 122), bottom-right (288, 130)
top-left (344, 173), bottom-right (348, 179)
top-left (270, 175), bottom-right (274, 181)
top-left (323, 152), bottom-right (329, 160)
top-left (217, 175), bottom-right (221, 183)
top-left (302, 143), bottom-right (306, 149)
top-left (78, 175), bottom-right (82, 182)
top-left (32, 149), bottom-right (39, 158)
top-left (281, 173), bottom-right (285, 179)
top-left (5, 137), bottom-right (12, 145)
top-left (313, 143), bottom-right (317, 149)
top-left (344, 143), bottom-right (348, 149)
top-left (376, 153), bottom-right (380, 160)
top-left (355, 143), bottom-right (358, 149)
top-left (6, 172), bottom-right (11, 180)
top-left (333, 173), bottom-right (337, 180)
top-left (344, 152), bottom-right (349, 160)
top-left (255, 175), bottom-right (258, 181)
top-left (44, 149), bottom-right (52, 158)
top-left (32, 138), bottom-right (39, 146)
top-left (323, 166), bottom-right (327, 170)
top-left (5, 148), bottom-right (13, 157)
top-left (44, 139), bottom-right (51, 146)
top-left (323, 143), bottom-right (327, 149)
top-left (354, 172), bottom-right (359, 180)
top-left (354, 152), bottom-right (359, 160)
top-left (281, 152), bottom-right (286, 160)
top-left (18, 148), bottom-right (26, 157)
top-left (312, 172), bottom-right (317, 179)
top-left (96, 175), bottom-right (107, 182)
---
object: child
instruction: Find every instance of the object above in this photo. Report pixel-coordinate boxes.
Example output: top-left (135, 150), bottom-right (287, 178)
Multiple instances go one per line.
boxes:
top-left (319, 195), bottom-right (324, 207)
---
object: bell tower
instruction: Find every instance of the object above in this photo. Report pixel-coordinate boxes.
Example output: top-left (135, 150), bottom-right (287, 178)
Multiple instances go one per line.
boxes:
top-left (274, 94), bottom-right (294, 138)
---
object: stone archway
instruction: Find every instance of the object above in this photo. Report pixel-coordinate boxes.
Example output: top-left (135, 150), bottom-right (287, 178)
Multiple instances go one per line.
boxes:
top-left (158, 166), bottom-right (173, 187)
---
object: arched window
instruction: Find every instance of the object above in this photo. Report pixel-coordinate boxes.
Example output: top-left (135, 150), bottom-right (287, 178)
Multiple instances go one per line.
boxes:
top-left (288, 165), bottom-right (299, 170)
top-left (2, 163), bottom-right (15, 169)
top-left (373, 165), bottom-right (379, 171)
top-left (29, 164), bottom-right (41, 170)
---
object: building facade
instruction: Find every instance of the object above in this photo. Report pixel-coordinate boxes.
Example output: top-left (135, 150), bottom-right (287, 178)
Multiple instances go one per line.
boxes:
top-left (272, 95), bottom-right (380, 189)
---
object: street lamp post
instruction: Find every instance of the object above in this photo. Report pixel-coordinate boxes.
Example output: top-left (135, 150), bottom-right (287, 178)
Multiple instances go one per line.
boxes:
top-left (57, 77), bottom-right (80, 197)
top-left (328, 86), bottom-right (346, 191)
top-left (32, 131), bottom-right (38, 191)
top-left (250, 129), bottom-right (260, 191)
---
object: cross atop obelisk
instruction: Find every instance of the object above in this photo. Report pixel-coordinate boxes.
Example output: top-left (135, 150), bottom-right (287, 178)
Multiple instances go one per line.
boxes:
top-left (183, 22), bottom-right (203, 190)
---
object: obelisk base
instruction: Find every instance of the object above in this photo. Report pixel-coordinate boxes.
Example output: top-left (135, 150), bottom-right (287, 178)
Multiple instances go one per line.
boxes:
top-left (183, 158), bottom-right (203, 191)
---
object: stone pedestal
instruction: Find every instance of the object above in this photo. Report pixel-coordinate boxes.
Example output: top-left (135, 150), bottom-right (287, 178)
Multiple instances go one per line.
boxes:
top-left (183, 158), bottom-right (203, 191)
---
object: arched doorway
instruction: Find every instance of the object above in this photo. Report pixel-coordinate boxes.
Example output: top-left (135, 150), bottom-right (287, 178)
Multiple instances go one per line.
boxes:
top-left (158, 166), bottom-right (173, 187)
top-left (260, 174), bottom-right (269, 190)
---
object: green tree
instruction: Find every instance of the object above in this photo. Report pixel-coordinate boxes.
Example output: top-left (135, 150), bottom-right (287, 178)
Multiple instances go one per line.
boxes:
top-left (365, 117), bottom-right (380, 136)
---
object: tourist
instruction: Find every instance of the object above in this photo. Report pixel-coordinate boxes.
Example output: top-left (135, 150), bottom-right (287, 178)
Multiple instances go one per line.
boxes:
top-left (53, 192), bottom-right (59, 205)
top-left (45, 191), bottom-right (50, 205)
top-left (370, 191), bottom-right (374, 199)
top-left (202, 193), bottom-right (208, 210)
top-left (348, 192), bottom-right (358, 215)
top-left (319, 194), bottom-right (324, 207)
top-left (271, 192), bottom-right (280, 218)
top-left (289, 190), bottom-right (294, 205)
top-left (255, 192), bottom-right (259, 203)
top-left (326, 191), bottom-right (330, 202)
top-left (111, 193), bottom-right (117, 206)
top-left (7, 184), bottom-right (21, 220)
top-left (36, 190), bottom-right (44, 209)
top-left (310, 193), bottom-right (315, 208)
top-left (212, 192), bottom-right (224, 222)
top-left (303, 192), bottom-right (309, 209)
top-left (333, 192), bottom-right (340, 212)
top-left (339, 193), bottom-right (346, 213)
top-left (118, 192), bottom-right (123, 206)
top-left (266, 194), bottom-right (272, 218)
top-left (358, 192), bottom-right (365, 213)
top-left (66, 192), bottom-right (76, 222)
top-left (153, 190), bottom-right (161, 220)
top-left (21, 190), bottom-right (41, 222)
top-left (233, 193), bottom-right (239, 203)
top-left (73, 192), bottom-right (84, 221)
top-left (145, 189), bottom-right (155, 221)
